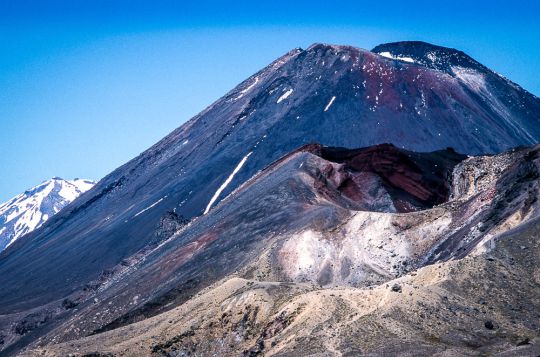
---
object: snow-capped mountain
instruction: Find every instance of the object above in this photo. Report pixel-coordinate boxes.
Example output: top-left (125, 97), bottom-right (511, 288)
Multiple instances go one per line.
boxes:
top-left (0, 178), bottom-right (95, 252)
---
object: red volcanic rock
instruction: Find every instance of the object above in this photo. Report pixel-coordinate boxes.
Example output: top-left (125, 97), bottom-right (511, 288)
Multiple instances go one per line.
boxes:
top-left (304, 143), bottom-right (466, 212)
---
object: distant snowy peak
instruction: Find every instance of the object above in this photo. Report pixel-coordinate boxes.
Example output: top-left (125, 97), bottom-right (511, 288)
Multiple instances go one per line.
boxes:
top-left (0, 178), bottom-right (95, 253)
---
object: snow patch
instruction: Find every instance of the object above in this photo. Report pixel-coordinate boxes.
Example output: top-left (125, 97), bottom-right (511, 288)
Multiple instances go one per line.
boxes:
top-left (58, 181), bottom-right (84, 202)
top-left (324, 96), bottom-right (336, 112)
top-left (426, 52), bottom-right (437, 62)
top-left (134, 197), bottom-right (166, 217)
top-left (277, 89), bottom-right (293, 103)
top-left (204, 152), bottom-right (253, 215)
top-left (233, 77), bottom-right (259, 100)
top-left (378, 51), bottom-right (415, 63)
top-left (451, 66), bottom-right (486, 93)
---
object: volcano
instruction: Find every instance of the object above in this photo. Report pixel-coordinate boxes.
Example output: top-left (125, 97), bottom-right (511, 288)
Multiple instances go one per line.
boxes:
top-left (1, 41), bottom-right (540, 356)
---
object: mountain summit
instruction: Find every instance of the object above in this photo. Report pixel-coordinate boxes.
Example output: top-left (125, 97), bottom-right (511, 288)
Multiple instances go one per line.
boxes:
top-left (0, 178), bottom-right (95, 252)
top-left (372, 41), bottom-right (487, 73)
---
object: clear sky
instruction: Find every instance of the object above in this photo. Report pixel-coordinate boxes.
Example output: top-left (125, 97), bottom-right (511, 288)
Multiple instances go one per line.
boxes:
top-left (1, 0), bottom-right (539, 201)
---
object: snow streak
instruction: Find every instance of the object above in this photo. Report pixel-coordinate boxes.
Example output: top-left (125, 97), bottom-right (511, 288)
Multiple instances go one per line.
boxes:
top-left (134, 197), bottom-right (166, 217)
top-left (204, 152), bottom-right (252, 215)
top-left (324, 96), bottom-right (336, 112)
top-left (277, 89), bottom-right (294, 103)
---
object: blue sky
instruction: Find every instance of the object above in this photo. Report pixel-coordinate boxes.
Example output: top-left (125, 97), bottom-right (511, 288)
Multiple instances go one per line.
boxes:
top-left (1, 0), bottom-right (539, 201)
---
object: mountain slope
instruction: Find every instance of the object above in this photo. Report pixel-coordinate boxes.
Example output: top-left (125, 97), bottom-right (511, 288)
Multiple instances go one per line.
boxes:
top-left (28, 216), bottom-right (540, 357)
top-left (11, 143), bottom-right (540, 356)
top-left (371, 41), bottom-right (540, 145)
top-left (0, 178), bottom-right (95, 252)
top-left (0, 41), bottom-right (539, 354)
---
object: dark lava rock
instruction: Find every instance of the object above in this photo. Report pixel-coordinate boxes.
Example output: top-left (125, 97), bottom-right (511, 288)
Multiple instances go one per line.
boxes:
top-left (154, 211), bottom-right (190, 243)
top-left (14, 311), bottom-right (51, 335)
top-left (484, 320), bottom-right (494, 330)
top-left (62, 298), bottom-right (79, 309)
